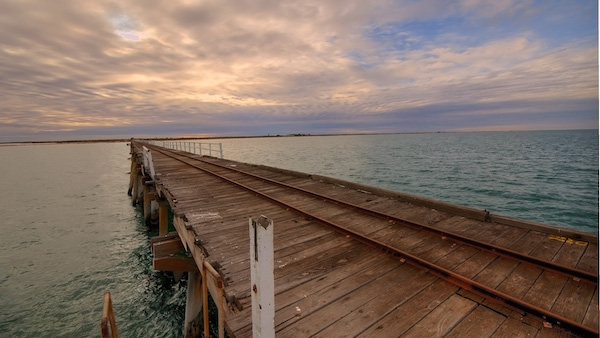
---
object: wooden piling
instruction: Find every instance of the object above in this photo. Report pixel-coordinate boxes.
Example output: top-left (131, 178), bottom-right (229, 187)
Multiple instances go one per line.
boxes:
top-left (142, 181), bottom-right (157, 226)
top-left (130, 164), bottom-right (140, 206)
top-left (184, 271), bottom-right (204, 337)
top-left (158, 201), bottom-right (169, 236)
top-left (127, 156), bottom-right (135, 196)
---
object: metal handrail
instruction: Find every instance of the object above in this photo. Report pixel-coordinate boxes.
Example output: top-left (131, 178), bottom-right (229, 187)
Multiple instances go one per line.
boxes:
top-left (140, 139), bottom-right (224, 159)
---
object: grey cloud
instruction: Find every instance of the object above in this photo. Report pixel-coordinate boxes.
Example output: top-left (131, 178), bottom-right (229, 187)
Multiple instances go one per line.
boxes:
top-left (0, 0), bottom-right (596, 142)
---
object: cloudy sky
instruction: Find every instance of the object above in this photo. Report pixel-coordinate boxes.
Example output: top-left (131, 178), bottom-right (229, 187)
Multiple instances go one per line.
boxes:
top-left (0, 0), bottom-right (597, 141)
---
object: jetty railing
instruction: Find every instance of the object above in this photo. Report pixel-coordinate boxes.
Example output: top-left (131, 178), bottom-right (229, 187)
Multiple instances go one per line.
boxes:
top-left (101, 291), bottom-right (118, 338)
top-left (142, 140), bottom-right (224, 159)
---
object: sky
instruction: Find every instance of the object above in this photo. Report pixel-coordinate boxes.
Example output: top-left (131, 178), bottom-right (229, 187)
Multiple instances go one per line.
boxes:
top-left (0, 0), bottom-right (598, 142)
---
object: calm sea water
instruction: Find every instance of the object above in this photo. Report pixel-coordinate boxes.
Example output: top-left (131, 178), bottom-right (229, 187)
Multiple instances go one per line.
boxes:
top-left (212, 130), bottom-right (598, 232)
top-left (0, 143), bottom-right (186, 337)
top-left (0, 130), bottom-right (597, 337)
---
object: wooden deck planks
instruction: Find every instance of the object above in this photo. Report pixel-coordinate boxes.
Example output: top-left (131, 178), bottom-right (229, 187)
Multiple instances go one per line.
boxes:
top-left (226, 248), bottom-right (390, 335)
top-left (136, 143), bottom-right (598, 337)
top-left (552, 239), bottom-right (588, 268)
top-left (400, 294), bottom-right (478, 338)
top-left (276, 260), bottom-right (409, 336)
top-left (490, 317), bottom-right (539, 338)
top-left (453, 250), bottom-right (498, 279)
top-left (510, 230), bottom-right (547, 254)
top-left (577, 242), bottom-right (598, 274)
top-left (551, 278), bottom-right (597, 323)
top-left (473, 256), bottom-right (518, 287)
top-left (582, 288), bottom-right (599, 328)
top-left (529, 234), bottom-right (566, 261)
top-left (432, 244), bottom-right (479, 271)
top-left (312, 272), bottom-right (438, 338)
top-left (445, 305), bottom-right (506, 337)
top-left (522, 271), bottom-right (568, 311)
top-left (496, 263), bottom-right (543, 299)
top-left (357, 280), bottom-right (459, 337)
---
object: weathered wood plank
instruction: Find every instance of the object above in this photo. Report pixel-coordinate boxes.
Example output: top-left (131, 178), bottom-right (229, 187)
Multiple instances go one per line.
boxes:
top-left (445, 305), bottom-right (506, 337)
top-left (275, 259), bottom-right (405, 335)
top-left (529, 234), bottom-right (566, 261)
top-left (400, 294), bottom-right (477, 337)
top-left (357, 280), bottom-right (458, 337)
top-left (510, 230), bottom-right (547, 254)
top-left (152, 237), bottom-right (185, 257)
top-left (551, 278), bottom-right (596, 323)
top-left (490, 225), bottom-right (528, 248)
top-left (312, 273), bottom-right (438, 338)
top-left (277, 265), bottom-right (420, 337)
top-left (551, 238), bottom-right (588, 268)
top-left (490, 317), bottom-right (538, 337)
top-left (473, 256), bottom-right (518, 288)
top-left (476, 222), bottom-right (511, 243)
top-left (432, 245), bottom-right (479, 271)
top-left (496, 263), bottom-right (543, 299)
top-left (453, 250), bottom-right (497, 279)
top-left (431, 215), bottom-right (470, 232)
top-left (582, 288), bottom-right (598, 329)
top-left (153, 255), bottom-right (198, 272)
top-left (404, 208), bottom-right (454, 226)
top-left (522, 270), bottom-right (568, 311)
top-left (577, 242), bottom-right (598, 274)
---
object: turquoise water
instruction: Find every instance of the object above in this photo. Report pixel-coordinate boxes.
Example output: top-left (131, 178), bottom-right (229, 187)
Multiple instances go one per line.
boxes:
top-left (0, 130), bottom-right (597, 337)
top-left (213, 130), bottom-right (598, 232)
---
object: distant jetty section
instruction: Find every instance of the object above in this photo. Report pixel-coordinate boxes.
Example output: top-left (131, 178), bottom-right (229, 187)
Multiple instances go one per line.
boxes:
top-left (126, 139), bottom-right (597, 337)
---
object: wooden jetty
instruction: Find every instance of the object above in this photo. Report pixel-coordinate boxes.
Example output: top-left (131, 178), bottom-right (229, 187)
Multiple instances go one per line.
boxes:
top-left (127, 139), bottom-right (598, 337)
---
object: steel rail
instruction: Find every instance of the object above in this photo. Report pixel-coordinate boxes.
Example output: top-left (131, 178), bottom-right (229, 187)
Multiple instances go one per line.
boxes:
top-left (140, 142), bottom-right (599, 337)
top-left (201, 156), bottom-right (598, 284)
top-left (145, 142), bottom-right (597, 284)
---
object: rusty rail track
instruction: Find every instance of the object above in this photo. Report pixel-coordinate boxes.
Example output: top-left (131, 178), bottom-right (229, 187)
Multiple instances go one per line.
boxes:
top-left (141, 141), bottom-right (598, 337)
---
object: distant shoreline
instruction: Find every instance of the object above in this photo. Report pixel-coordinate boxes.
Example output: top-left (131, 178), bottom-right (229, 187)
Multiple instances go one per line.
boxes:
top-left (1, 129), bottom-right (596, 145)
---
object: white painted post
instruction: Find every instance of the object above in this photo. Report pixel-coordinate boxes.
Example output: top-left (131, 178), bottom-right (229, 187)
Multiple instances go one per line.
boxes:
top-left (142, 146), bottom-right (156, 180)
top-left (249, 215), bottom-right (275, 338)
top-left (219, 143), bottom-right (223, 158)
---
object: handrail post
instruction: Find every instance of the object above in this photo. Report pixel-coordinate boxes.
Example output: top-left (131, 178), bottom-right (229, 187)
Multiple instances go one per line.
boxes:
top-left (101, 291), bottom-right (118, 338)
top-left (141, 146), bottom-right (155, 180)
top-left (249, 215), bottom-right (275, 338)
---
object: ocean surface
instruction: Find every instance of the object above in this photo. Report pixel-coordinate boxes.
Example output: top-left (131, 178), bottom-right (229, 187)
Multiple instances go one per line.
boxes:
top-left (213, 130), bottom-right (598, 232)
top-left (0, 130), bottom-right (597, 337)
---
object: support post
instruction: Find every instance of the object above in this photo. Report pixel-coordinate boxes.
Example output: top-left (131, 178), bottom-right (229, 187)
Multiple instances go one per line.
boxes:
top-left (184, 271), bottom-right (204, 337)
top-left (131, 164), bottom-right (140, 206)
top-left (127, 155), bottom-right (136, 196)
top-left (143, 183), bottom-right (151, 224)
top-left (249, 216), bottom-right (275, 338)
top-left (202, 264), bottom-right (209, 338)
top-left (158, 201), bottom-right (169, 236)
top-left (143, 181), bottom-right (156, 225)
